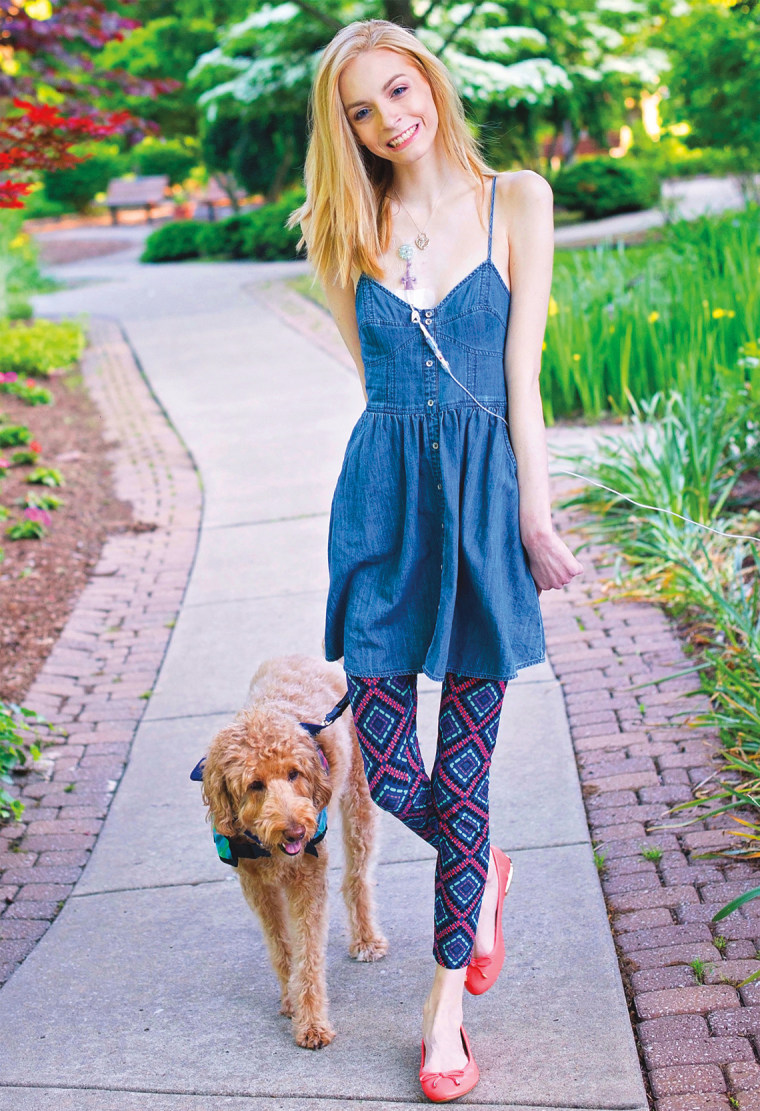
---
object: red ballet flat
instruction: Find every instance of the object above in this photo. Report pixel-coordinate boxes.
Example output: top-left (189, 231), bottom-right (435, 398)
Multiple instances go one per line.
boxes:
top-left (464, 847), bottom-right (513, 996)
top-left (419, 1026), bottom-right (479, 1103)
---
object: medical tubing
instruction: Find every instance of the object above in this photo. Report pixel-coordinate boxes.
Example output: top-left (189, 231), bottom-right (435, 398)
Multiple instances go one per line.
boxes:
top-left (409, 307), bottom-right (759, 547)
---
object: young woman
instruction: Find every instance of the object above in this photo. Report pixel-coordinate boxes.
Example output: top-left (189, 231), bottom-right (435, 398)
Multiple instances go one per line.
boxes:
top-left (291, 18), bottom-right (582, 1102)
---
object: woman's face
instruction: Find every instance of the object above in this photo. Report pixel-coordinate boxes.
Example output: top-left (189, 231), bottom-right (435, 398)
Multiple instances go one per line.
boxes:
top-left (338, 47), bottom-right (439, 164)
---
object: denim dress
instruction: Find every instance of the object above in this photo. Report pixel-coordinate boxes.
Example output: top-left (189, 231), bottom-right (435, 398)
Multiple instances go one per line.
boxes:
top-left (324, 176), bottom-right (545, 682)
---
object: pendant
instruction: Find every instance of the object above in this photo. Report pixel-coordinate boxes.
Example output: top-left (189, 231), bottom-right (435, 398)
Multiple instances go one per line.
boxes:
top-left (415, 231), bottom-right (429, 250)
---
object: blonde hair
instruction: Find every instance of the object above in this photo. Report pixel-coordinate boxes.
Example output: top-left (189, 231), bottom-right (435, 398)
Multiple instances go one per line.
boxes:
top-left (289, 19), bottom-right (493, 288)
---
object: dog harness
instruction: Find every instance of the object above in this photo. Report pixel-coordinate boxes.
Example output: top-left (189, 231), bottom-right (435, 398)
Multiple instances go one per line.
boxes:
top-left (190, 692), bottom-right (351, 867)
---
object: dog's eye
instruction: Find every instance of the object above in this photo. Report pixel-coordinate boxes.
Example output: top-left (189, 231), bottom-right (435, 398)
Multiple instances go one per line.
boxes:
top-left (249, 780), bottom-right (265, 792)
top-left (288, 769), bottom-right (299, 781)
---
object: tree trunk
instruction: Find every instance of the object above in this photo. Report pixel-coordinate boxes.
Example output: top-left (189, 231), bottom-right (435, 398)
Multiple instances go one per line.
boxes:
top-left (562, 118), bottom-right (576, 165)
top-left (266, 137), bottom-right (296, 204)
top-left (383, 0), bottom-right (418, 27)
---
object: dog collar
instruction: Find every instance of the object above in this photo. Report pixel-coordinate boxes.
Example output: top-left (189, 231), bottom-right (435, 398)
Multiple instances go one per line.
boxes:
top-left (209, 805), bottom-right (328, 867)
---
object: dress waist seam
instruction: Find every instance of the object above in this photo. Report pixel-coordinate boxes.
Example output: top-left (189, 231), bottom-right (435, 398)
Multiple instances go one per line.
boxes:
top-left (365, 400), bottom-right (508, 416)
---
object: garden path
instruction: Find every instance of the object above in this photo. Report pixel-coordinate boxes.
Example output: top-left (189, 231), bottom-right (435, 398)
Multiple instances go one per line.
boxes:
top-left (0, 249), bottom-right (648, 1109)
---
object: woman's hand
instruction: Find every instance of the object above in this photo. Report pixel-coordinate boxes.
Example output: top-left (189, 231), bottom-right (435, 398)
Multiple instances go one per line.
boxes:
top-left (523, 529), bottom-right (583, 595)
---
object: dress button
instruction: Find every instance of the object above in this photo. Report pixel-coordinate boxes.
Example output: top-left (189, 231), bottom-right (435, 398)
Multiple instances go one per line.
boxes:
top-left (425, 311), bottom-right (433, 318)
top-left (432, 442), bottom-right (439, 450)
top-left (427, 399), bottom-right (434, 407)
top-left (426, 360), bottom-right (433, 367)
top-left (437, 483), bottom-right (442, 490)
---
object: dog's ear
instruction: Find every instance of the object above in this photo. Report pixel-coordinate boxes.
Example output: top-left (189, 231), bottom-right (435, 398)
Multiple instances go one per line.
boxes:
top-left (310, 746), bottom-right (332, 814)
top-left (201, 730), bottom-right (240, 837)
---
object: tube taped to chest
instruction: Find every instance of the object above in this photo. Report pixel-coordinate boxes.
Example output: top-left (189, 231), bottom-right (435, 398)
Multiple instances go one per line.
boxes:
top-left (411, 308), bottom-right (509, 427)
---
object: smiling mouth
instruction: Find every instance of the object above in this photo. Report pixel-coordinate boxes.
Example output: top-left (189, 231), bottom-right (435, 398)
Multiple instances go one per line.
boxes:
top-left (280, 838), bottom-right (304, 856)
top-left (388, 123), bottom-right (419, 150)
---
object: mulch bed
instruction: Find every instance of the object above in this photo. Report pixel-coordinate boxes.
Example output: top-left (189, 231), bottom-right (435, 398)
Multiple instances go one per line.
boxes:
top-left (0, 370), bottom-right (133, 704)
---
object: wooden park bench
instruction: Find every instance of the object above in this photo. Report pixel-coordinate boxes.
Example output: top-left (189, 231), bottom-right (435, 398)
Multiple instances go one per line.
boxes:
top-left (194, 178), bottom-right (248, 221)
top-left (105, 175), bottom-right (170, 225)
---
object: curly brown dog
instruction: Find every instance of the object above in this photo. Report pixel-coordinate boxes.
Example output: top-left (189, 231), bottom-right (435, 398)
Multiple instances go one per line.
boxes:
top-left (201, 654), bottom-right (387, 1049)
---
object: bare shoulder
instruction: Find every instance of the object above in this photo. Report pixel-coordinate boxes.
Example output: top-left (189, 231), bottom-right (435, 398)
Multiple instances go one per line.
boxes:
top-left (495, 169), bottom-right (552, 213)
top-left (493, 171), bottom-right (553, 253)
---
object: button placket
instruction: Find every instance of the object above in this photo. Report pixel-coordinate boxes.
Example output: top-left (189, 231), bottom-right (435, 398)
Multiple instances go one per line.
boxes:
top-left (421, 309), bottom-right (444, 511)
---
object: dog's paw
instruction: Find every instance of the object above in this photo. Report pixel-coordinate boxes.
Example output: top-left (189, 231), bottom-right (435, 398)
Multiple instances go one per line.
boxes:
top-left (280, 994), bottom-right (294, 1018)
top-left (294, 1020), bottom-right (336, 1050)
top-left (350, 934), bottom-right (389, 962)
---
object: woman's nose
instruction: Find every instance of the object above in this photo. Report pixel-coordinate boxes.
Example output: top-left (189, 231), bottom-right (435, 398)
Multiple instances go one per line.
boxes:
top-left (379, 105), bottom-right (402, 130)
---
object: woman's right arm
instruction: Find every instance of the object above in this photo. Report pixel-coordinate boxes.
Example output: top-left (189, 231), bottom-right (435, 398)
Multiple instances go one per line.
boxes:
top-left (321, 277), bottom-right (368, 403)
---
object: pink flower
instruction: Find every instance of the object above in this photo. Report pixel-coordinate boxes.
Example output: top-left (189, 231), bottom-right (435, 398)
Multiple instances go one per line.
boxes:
top-left (0, 372), bottom-right (17, 383)
top-left (29, 440), bottom-right (42, 453)
top-left (24, 506), bottom-right (52, 528)
top-left (0, 456), bottom-right (8, 469)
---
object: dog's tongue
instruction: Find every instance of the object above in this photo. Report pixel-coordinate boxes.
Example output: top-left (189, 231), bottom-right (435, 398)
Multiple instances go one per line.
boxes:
top-left (282, 839), bottom-right (303, 855)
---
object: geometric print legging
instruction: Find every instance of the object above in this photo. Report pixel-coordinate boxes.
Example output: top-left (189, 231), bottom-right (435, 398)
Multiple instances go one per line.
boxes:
top-left (345, 671), bottom-right (507, 969)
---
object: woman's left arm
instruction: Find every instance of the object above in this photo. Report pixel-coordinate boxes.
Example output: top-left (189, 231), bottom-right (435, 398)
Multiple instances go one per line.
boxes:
top-left (501, 171), bottom-right (583, 593)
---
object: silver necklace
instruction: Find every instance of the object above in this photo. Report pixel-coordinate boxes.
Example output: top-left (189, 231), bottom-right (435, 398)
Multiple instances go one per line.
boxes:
top-left (393, 184), bottom-right (447, 252)
top-left (393, 184), bottom-right (448, 293)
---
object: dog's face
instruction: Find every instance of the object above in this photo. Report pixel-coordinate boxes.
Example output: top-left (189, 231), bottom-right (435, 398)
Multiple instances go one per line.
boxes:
top-left (201, 709), bottom-right (332, 857)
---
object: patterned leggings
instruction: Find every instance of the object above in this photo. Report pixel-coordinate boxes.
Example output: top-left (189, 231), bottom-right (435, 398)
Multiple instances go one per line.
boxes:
top-left (345, 671), bottom-right (507, 969)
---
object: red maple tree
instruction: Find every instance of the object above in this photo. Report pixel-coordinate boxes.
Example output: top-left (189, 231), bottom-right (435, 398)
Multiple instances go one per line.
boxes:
top-left (0, 1), bottom-right (179, 209)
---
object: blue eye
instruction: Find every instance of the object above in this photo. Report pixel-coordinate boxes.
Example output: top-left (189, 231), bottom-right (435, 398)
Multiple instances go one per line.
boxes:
top-left (354, 107), bottom-right (370, 122)
top-left (391, 85), bottom-right (407, 97)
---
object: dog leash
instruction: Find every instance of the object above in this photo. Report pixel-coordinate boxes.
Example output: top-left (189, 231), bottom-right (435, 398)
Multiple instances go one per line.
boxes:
top-left (299, 690), bottom-right (351, 737)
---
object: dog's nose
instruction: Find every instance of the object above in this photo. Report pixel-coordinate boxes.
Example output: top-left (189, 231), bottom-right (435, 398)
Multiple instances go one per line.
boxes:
top-left (284, 825), bottom-right (306, 843)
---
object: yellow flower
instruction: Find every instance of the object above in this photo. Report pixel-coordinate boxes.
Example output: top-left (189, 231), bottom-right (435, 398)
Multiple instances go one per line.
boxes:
top-left (9, 234), bottom-right (29, 250)
top-left (572, 353), bottom-right (581, 361)
top-left (712, 308), bottom-right (726, 319)
top-left (727, 310), bottom-right (735, 318)
top-left (648, 311), bottom-right (659, 324)
top-left (23, 0), bottom-right (52, 19)
top-left (542, 341), bottom-right (547, 351)
top-left (548, 296), bottom-right (559, 317)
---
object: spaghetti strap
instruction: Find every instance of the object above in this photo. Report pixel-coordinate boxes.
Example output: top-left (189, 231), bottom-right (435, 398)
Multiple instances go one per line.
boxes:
top-left (487, 175), bottom-right (497, 260)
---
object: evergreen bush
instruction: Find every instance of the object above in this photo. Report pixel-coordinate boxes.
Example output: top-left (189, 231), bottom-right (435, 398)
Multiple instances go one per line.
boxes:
top-left (141, 221), bottom-right (204, 263)
top-left (552, 157), bottom-right (660, 219)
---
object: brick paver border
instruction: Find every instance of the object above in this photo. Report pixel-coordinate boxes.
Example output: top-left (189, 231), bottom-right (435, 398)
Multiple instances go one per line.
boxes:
top-left (0, 318), bottom-right (202, 986)
top-left (543, 496), bottom-right (760, 1111)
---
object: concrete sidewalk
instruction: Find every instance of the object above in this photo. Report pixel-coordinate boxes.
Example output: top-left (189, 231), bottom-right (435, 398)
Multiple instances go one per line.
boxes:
top-left (0, 252), bottom-right (648, 1109)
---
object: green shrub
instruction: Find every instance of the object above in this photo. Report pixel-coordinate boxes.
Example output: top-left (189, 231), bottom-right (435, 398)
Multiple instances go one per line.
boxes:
top-left (630, 137), bottom-right (737, 181)
top-left (133, 139), bottom-right (199, 186)
top-left (19, 186), bottom-right (67, 221)
top-left (241, 191), bottom-right (305, 261)
top-left (141, 221), bottom-right (204, 263)
top-left (43, 152), bottom-right (124, 214)
top-left (141, 191), bottom-right (306, 264)
top-left (0, 425), bottom-right (31, 448)
top-left (1, 702), bottom-right (42, 821)
top-left (0, 320), bottom-right (85, 377)
top-left (552, 157), bottom-right (661, 219)
top-left (196, 215), bottom-right (251, 259)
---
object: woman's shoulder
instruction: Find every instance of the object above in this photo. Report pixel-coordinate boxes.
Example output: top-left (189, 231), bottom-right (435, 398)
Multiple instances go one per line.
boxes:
top-left (493, 169), bottom-right (553, 209)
